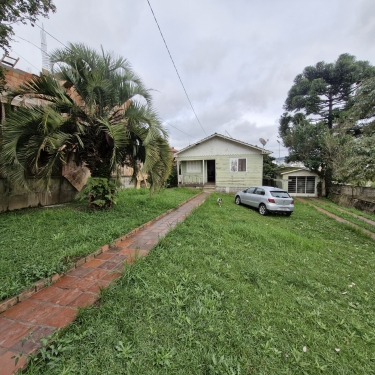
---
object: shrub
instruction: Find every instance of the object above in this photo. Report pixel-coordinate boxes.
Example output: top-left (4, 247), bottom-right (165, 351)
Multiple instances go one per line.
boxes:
top-left (77, 177), bottom-right (119, 209)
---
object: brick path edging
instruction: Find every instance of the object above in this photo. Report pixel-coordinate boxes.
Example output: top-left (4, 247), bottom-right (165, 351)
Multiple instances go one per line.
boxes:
top-left (0, 192), bottom-right (204, 314)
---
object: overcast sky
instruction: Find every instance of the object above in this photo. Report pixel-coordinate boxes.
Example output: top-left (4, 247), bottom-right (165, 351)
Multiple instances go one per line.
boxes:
top-left (8, 0), bottom-right (375, 157)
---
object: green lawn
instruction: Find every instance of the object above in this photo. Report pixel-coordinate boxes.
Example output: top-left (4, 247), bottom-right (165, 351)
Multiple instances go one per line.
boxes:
top-left (305, 198), bottom-right (375, 235)
top-left (0, 188), bottom-right (198, 301)
top-left (24, 194), bottom-right (375, 375)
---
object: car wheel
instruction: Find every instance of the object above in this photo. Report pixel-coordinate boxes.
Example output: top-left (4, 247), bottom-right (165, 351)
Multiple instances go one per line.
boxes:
top-left (235, 196), bottom-right (241, 205)
top-left (258, 203), bottom-right (268, 216)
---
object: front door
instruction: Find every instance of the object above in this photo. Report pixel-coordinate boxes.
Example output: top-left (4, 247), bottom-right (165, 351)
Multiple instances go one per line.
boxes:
top-left (207, 160), bottom-right (216, 182)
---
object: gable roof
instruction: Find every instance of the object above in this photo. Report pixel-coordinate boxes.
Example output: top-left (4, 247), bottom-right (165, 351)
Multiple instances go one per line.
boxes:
top-left (175, 133), bottom-right (272, 155)
top-left (277, 167), bottom-right (317, 176)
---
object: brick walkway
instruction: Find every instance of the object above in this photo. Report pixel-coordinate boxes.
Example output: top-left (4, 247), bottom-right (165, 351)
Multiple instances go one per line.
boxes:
top-left (0, 192), bottom-right (210, 374)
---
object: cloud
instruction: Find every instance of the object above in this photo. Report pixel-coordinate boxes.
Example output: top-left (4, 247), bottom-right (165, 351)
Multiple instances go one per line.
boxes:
top-left (8, 0), bottom-right (375, 158)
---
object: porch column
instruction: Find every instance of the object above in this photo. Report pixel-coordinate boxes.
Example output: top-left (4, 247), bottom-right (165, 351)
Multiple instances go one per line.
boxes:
top-left (176, 160), bottom-right (180, 187)
top-left (202, 160), bottom-right (205, 185)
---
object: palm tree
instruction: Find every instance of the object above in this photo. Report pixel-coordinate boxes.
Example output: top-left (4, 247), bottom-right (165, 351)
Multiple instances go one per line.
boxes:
top-left (0, 43), bottom-right (172, 195)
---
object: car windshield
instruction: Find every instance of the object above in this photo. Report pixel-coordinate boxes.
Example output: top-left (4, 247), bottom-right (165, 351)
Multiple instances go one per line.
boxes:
top-left (270, 191), bottom-right (290, 198)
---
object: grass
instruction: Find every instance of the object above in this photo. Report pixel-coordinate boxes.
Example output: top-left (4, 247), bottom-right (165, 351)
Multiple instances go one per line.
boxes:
top-left (318, 198), bottom-right (375, 221)
top-left (0, 187), bottom-right (198, 301)
top-left (23, 194), bottom-right (375, 375)
top-left (305, 198), bottom-right (375, 235)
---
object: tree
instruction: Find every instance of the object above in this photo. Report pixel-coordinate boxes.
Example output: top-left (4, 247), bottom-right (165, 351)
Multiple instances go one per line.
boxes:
top-left (282, 121), bottom-right (332, 194)
top-left (0, 1), bottom-right (56, 97)
top-left (343, 75), bottom-right (375, 136)
top-left (0, 43), bottom-right (172, 199)
top-left (262, 154), bottom-right (277, 179)
top-left (279, 54), bottom-right (375, 195)
top-left (334, 76), bottom-right (375, 184)
top-left (0, 65), bottom-right (6, 92)
top-left (283, 53), bottom-right (375, 129)
top-left (0, 0), bottom-right (56, 53)
top-left (334, 135), bottom-right (375, 185)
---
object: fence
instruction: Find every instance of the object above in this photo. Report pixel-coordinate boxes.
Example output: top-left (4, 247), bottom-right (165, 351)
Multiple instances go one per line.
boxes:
top-left (0, 178), bottom-right (77, 212)
top-left (329, 184), bottom-right (375, 213)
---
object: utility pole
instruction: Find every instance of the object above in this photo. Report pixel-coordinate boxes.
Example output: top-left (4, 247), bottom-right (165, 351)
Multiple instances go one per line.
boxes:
top-left (277, 140), bottom-right (280, 160)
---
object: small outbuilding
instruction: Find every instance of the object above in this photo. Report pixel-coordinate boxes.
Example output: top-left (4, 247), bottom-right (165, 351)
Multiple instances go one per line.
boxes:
top-left (275, 167), bottom-right (320, 197)
top-left (175, 133), bottom-right (271, 193)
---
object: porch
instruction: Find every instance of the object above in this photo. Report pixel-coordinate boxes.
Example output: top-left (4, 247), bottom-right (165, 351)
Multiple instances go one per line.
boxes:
top-left (177, 159), bottom-right (216, 188)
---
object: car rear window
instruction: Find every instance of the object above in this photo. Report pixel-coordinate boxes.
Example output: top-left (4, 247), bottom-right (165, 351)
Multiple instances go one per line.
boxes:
top-left (270, 191), bottom-right (290, 198)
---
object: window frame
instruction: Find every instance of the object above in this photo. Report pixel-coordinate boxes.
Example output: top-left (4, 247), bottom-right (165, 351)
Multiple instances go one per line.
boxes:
top-left (230, 158), bottom-right (247, 172)
top-left (288, 176), bottom-right (316, 194)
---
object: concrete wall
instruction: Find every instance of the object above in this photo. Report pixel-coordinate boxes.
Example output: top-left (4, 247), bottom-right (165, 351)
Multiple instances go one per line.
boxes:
top-left (0, 178), bottom-right (77, 212)
top-left (333, 184), bottom-right (375, 200)
top-left (119, 176), bottom-right (136, 189)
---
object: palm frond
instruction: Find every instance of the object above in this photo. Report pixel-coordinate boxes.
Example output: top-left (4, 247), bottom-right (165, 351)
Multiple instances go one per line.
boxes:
top-left (1, 43), bottom-right (172, 191)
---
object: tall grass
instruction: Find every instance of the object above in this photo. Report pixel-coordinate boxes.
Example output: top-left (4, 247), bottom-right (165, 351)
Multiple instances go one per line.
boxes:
top-left (24, 194), bottom-right (375, 375)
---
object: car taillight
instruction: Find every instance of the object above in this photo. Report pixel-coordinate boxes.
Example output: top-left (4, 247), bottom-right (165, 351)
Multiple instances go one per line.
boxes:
top-left (291, 200), bottom-right (294, 204)
top-left (268, 198), bottom-right (275, 203)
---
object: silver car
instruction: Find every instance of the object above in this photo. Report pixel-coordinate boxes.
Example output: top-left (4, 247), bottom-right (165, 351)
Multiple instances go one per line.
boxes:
top-left (235, 186), bottom-right (294, 216)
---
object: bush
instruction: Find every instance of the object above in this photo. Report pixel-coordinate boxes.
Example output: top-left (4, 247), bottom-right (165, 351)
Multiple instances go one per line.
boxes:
top-left (77, 177), bottom-right (119, 209)
top-left (166, 161), bottom-right (178, 188)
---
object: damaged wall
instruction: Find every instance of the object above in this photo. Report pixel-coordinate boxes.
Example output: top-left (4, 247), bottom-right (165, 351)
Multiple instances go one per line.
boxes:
top-left (0, 177), bottom-right (78, 212)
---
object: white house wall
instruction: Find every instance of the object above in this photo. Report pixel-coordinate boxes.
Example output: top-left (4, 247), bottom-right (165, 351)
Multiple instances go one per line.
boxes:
top-left (177, 137), bottom-right (262, 157)
top-left (277, 170), bottom-right (320, 197)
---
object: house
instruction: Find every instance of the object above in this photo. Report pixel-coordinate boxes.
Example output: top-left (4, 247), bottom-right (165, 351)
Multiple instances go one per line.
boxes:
top-left (275, 167), bottom-right (320, 197)
top-left (175, 133), bottom-right (271, 193)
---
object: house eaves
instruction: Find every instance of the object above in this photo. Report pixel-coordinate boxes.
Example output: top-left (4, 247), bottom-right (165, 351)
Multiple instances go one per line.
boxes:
top-left (175, 133), bottom-right (272, 155)
top-left (279, 168), bottom-right (310, 175)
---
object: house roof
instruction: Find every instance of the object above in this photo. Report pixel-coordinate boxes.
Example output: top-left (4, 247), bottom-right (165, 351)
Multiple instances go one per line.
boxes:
top-left (175, 133), bottom-right (272, 155)
top-left (277, 167), bottom-right (315, 175)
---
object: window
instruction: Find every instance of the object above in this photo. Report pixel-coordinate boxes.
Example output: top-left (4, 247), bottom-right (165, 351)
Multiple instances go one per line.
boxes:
top-left (230, 158), bottom-right (246, 172)
top-left (186, 161), bottom-right (201, 173)
top-left (254, 188), bottom-right (265, 195)
top-left (306, 177), bottom-right (315, 194)
top-left (246, 187), bottom-right (256, 194)
top-left (288, 176), bottom-right (315, 194)
top-left (270, 191), bottom-right (290, 198)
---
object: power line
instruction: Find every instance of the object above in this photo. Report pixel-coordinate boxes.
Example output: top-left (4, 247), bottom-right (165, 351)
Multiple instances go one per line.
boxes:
top-left (9, 49), bottom-right (39, 71)
top-left (15, 24), bottom-right (202, 141)
top-left (14, 35), bottom-right (46, 54)
top-left (146, 0), bottom-right (207, 137)
top-left (34, 23), bottom-right (70, 50)
top-left (164, 121), bottom-right (195, 138)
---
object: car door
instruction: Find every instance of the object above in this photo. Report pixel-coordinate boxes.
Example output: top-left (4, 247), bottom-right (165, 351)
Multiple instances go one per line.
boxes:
top-left (246, 187), bottom-right (259, 207)
top-left (240, 187), bottom-right (255, 205)
top-left (252, 188), bottom-right (265, 207)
